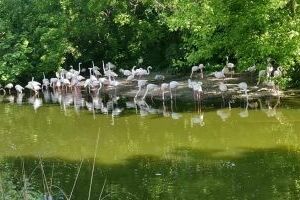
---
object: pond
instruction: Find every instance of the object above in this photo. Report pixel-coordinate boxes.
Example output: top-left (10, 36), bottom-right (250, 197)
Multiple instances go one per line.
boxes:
top-left (0, 91), bottom-right (300, 199)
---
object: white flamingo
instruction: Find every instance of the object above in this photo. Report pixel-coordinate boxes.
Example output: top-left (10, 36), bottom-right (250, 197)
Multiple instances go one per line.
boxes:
top-left (135, 80), bottom-right (148, 99)
top-left (42, 72), bottom-right (50, 90)
top-left (193, 82), bottom-right (203, 101)
top-left (15, 85), bottom-right (24, 94)
top-left (213, 71), bottom-right (225, 79)
top-left (161, 83), bottom-right (169, 100)
top-left (119, 68), bottom-right (132, 76)
top-left (135, 66), bottom-right (152, 78)
top-left (266, 58), bottom-right (274, 78)
top-left (142, 83), bottom-right (159, 100)
top-left (188, 79), bottom-right (197, 99)
top-left (219, 82), bottom-right (227, 104)
top-left (26, 78), bottom-right (41, 95)
top-left (190, 64), bottom-right (205, 78)
top-left (274, 66), bottom-right (282, 78)
top-left (5, 83), bottom-right (13, 94)
top-left (238, 82), bottom-right (248, 100)
top-left (154, 74), bottom-right (165, 81)
top-left (226, 56), bottom-right (235, 77)
top-left (142, 84), bottom-right (159, 100)
top-left (169, 81), bottom-right (179, 99)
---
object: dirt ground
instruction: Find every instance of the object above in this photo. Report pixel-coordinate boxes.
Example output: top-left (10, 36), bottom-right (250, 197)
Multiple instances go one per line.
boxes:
top-left (109, 72), bottom-right (299, 101)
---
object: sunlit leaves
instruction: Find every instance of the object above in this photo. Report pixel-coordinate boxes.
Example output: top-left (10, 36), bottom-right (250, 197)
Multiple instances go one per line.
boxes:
top-left (163, 0), bottom-right (300, 87)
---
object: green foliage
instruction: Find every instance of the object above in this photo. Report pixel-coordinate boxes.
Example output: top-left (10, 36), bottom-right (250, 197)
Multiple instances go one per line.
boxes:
top-left (0, 0), bottom-right (300, 87)
top-left (163, 0), bottom-right (300, 86)
top-left (0, 161), bottom-right (42, 200)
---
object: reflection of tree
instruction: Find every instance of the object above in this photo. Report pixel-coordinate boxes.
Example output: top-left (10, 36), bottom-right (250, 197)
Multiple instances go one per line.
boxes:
top-left (2, 147), bottom-right (300, 199)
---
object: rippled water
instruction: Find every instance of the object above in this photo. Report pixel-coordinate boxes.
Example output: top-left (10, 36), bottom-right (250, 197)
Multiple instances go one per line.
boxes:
top-left (0, 91), bottom-right (300, 199)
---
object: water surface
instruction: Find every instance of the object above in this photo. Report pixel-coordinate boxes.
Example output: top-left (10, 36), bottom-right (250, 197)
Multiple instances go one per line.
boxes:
top-left (0, 93), bottom-right (300, 199)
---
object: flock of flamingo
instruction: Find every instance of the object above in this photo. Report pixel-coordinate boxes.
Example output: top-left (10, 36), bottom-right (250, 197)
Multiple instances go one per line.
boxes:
top-left (0, 57), bottom-right (283, 113)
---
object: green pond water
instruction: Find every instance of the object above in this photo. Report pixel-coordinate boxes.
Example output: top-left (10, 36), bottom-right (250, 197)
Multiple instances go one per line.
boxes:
top-left (1, 93), bottom-right (300, 199)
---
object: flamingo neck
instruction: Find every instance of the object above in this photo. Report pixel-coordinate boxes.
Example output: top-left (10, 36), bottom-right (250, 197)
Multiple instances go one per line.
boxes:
top-left (147, 67), bottom-right (151, 74)
top-left (102, 61), bottom-right (106, 73)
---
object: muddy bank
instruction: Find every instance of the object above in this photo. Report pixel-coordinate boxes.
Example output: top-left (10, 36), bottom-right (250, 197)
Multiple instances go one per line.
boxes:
top-left (110, 72), bottom-right (300, 102)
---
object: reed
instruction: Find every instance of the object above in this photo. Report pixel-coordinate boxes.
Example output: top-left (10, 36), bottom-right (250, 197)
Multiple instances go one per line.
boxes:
top-left (0, 175), bottom-right (5, 200)
top-left (68, 158), bottom-right (84, 200)
top-left (21, 159), bottom-right (28, 200)
top-left (98, 178), bottom-right (107, 200)
top-left (39, 157), bottom-right (52, 199)
top-left (88, 130), bottom-right (100, 200)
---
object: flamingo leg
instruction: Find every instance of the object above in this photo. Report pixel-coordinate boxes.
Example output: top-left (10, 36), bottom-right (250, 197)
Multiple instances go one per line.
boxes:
top-left (135, 88), bottom-right (141, 99)
top-left (142, 88), bottom-right (149, 100)
top-left (190, 70), bottom-right (193, 78)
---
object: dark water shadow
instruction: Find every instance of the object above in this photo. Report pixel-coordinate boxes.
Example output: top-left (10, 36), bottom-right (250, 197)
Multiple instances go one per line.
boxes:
top-left (2, 146), bottom-right (300, 199)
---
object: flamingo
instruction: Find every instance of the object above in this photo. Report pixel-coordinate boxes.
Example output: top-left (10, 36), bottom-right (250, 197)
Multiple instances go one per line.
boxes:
top-left (61, 74), bottom-right (71, 92)
top-left (154, 74), bottom-right (165, 81)
top-left (5, 83), bottom-right (13, 94)
top-left (73, 62), bottom-right (82, 76)
top-left (190, 64), bottom-right (205, 78)
top-left (238, 82), bottom-right (248, 100)
top-left (142, 84), bottom-right (159, 100)
top-left (226, 56), bottom-right (235, 77)
top-left (257, 70), bottom-right (266, 85)
top-left (214, 71), bottom-right (225, 79)
top-left (161, 83), bottom-right (169, 100)
top-left (25, 80), bottom-right (41, 95)
top-left (126, 74), bottom-right (135, 82)
top-left (219, 82), bottom-right (227, 104)
top-left (105, 62), bottom-right (116, 71)
top-left (50, 77), bottom-right (58, 88)
top-left (246, 64), bottom-right (256, 73)
top-left (15, 85), bottom-right (24, 94)
top-left (119, 68), bottom-right (132, 76)
top-left (42, 72), bottom-right (50, 90)
top-left (135, 80), bottom-right (147, 99)
top-left (93, 68), bottom-right (102, 77)
top-left (193, 82), bottom-right (203, 101)
top-left (135, 66), bottom-right (152, 78)
top-left (190, 65), bottom-right (200, 78)
top-left (266, 58), bottom-right (274, 78)
top-left (169, 81), bottom-right (179, 99)
top-left (29, 77), bottom-right (41, 87)
top-left (188, 79), bottom-right (197, 99)
top-left (274, 66), bottom-right (282, 78)
top-left (103, 61), bottom-right (118, 81)
top-left (125, 66), bottom-right (136, 82)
